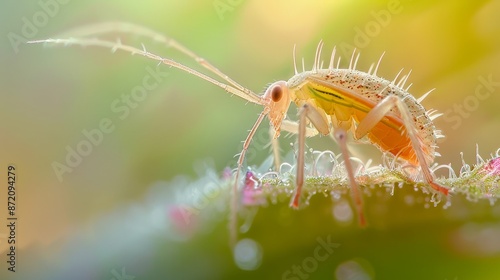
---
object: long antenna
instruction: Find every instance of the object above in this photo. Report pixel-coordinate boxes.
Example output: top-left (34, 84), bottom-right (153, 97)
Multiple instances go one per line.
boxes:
top-left (28, 37), bottom-right (264, 105)
top-left (54, 22), bottom-right (253, 97)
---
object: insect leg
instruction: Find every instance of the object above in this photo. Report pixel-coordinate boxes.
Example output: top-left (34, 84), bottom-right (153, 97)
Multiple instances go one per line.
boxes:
top-left (355, 95), bottom-right (449, 195)
top-left (281, 119), bottom-right (364, 170)
top-left (290, 106), bottom-right (308, 208)
top-left (273, 120), bottom-right (319, 171)
top-left (334, 128), bottom-right (367, 227)
top-left (270, 127), bottom-right (282, 171)
top-left (290, 103), bottom-right (329, 208)
top-left (230, 109), bottom-right (269, 247)
top-left (280, 120), bottom-right (320, 137)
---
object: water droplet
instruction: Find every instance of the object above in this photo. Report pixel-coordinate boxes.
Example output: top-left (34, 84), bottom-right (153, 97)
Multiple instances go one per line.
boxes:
top-left (240, 207), bottom-right (258, 233)
top-left (488, 197), bottom-right (497, 206)
top-left (335, 259), bottom-right (373, 280)
top-left (331, 190), bottom-right (342, 201)
top-left (305, 193), bottom-right (313, 205)
top-left (430, 193), bottom-right (442, 207)
top-left (322, 190), bottom-right (329, 197)
top-left (452, 223), bottom-right (500, 256)
top-left (332, 200), bottom-right (353, 223)
top-left (270, 192), bottom-right (278, 204)
top-left (404, 195), bottom-right (414, 206)
top-left (443, 200), bottom-right (452, 209)
top-left (233, 238), bottom-right (263, 271)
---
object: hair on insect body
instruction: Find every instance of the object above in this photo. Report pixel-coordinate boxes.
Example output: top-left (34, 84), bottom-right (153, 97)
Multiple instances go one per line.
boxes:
top-left (28, 22), bottom-right (448, 246)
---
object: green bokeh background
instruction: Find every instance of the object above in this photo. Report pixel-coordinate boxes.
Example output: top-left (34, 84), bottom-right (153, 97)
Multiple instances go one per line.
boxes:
top-left (1, 0), bottom-right (499, 279)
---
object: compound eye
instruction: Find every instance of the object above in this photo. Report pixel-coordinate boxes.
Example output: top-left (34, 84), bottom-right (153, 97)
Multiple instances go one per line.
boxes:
top-left (271, 85), bottom-right (283, 102)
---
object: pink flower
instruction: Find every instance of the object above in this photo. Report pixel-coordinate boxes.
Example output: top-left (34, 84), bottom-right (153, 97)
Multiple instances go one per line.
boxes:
top-left (242, 171), bottom-right (266, 206)
top-left (481, 157), bottom-right (500, 176)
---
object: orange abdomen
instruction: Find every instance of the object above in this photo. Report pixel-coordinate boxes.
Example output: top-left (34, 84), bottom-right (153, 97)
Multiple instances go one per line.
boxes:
top-left (351, 109), bottom-right (430, 166)
top-left (365, 120), bottom-right (418, 165)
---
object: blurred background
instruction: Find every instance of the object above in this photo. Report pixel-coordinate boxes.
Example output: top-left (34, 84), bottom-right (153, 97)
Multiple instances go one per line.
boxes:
top-left (1, 0), bottom-right (499, 279)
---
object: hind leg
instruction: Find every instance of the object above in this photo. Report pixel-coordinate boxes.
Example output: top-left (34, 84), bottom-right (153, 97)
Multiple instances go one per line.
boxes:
top-left (355, 95), bottom-right (448, 195)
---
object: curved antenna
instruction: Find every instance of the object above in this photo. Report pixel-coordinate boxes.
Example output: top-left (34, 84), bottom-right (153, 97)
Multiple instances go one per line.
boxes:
top-left (28, 37), bottom-right (264, 105)
top-left (51, 22), bottom-right (255, 100)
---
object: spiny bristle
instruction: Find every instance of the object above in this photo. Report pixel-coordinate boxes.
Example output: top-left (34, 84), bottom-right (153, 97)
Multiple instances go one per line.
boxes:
top-left (396, 70), bottom-right (412, 88)
top-left (417, 89), bottom-right (435, 103)
top-left (373, 52), bottom-right (385, 77)
top-left (293, 44), bottom-right (298, 75)
top-left (392, 68), bottom-right (405, 85)
top-left (353, 52), bottom-right (360, 71)
top-left (328, 46), bottom-right (337, 70)
top-left (313, 40), bottom-right (324, 72)
top-left (434, 132), bottom-right (445, 139)
top-left (429, 112), bottom-right (443, 121)
top-left (348, 48), bottom-right (357, 70)
top-left (405, 83), bottom-right (413, 91)
top-left (367, 63), bottom-right (375, 75)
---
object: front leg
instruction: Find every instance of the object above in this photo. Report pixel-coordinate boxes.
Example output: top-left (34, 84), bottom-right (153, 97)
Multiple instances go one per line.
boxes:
top-left (270, 120), bottom-right (320, 171)
top-left (290, 102), bottom-right (367, 227)
top-left (290, 102), bottom-right (330, 208)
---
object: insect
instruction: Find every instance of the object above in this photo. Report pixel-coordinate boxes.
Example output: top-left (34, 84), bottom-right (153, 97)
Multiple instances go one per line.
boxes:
top-left (29, 22), bottom-right (449, 246)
